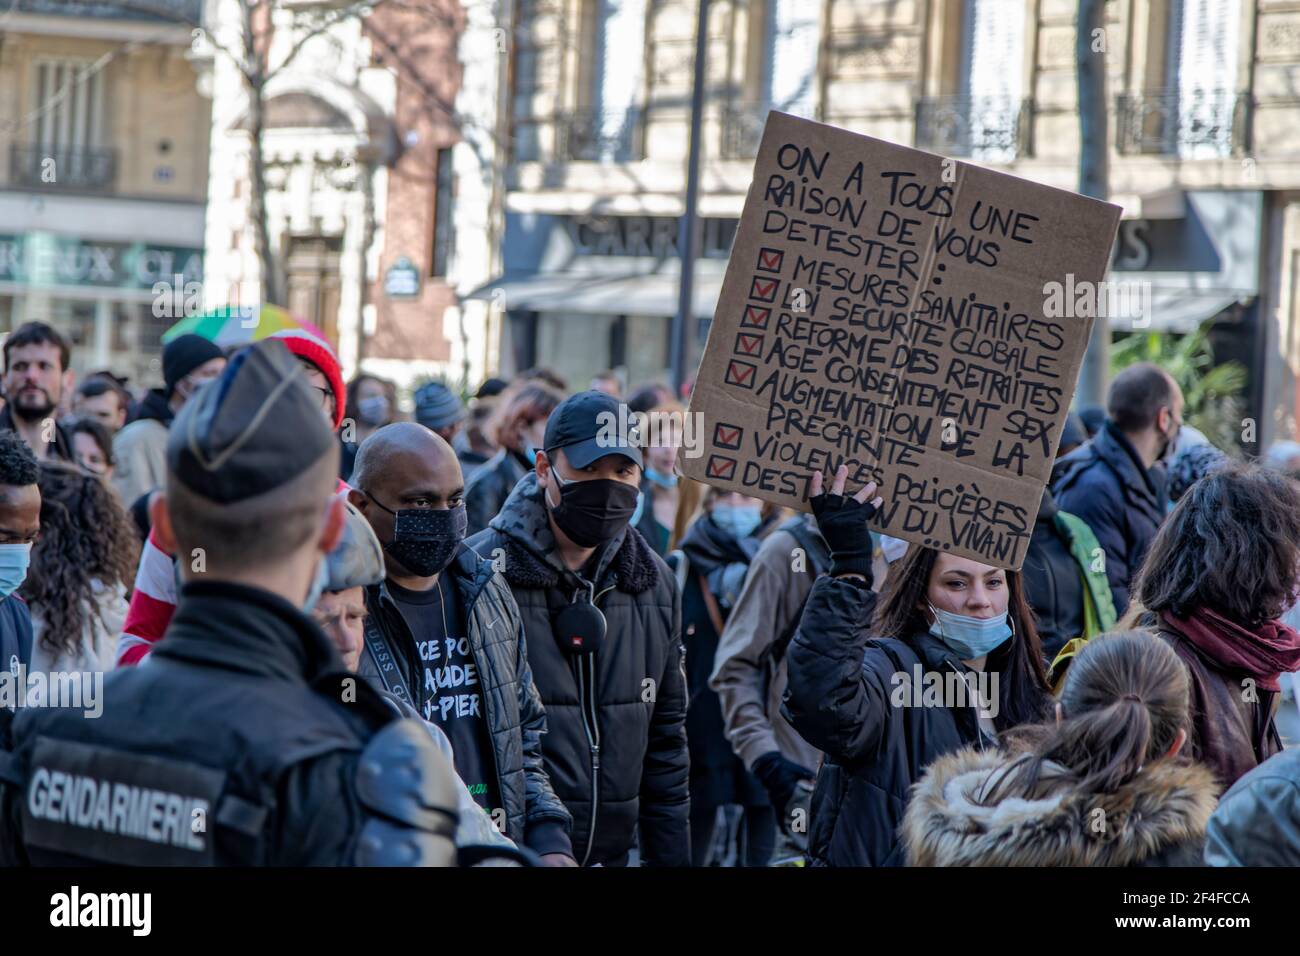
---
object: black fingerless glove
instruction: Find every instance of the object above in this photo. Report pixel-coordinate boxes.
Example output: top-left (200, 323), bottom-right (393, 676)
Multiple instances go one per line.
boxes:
top-left (809, 490), bottom-right (878, 584)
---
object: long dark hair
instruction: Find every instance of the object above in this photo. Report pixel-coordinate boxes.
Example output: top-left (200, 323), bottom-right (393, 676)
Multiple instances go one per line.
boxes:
top-left (24, 461), bottom-right (139, 659)
top-left (1135, 463), bottom-right (1300, 626)
top-left (68, 416), bottom-right (114, 469)
top-left (874, 545), bottom-right (1050, 728)
top-left (343, 373), bottom-right (396, 428)
top-left (982, 631), bottom-right (1190, 801)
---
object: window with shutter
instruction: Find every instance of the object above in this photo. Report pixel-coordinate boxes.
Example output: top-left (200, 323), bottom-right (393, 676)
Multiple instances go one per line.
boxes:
top-left (959, 0), bottom-right (1024, 163)
top-left (1167, 0), bottom-right (1239, 158)
top-left (763, 0), bottom-right (820, 120)
top-left (26, 59), bottom-right (112, 189)
top-left (589, 0), bottom-right (647, 162)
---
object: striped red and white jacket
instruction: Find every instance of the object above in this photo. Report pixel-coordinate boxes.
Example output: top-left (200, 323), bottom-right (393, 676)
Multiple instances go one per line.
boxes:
top-left (116, 528), bottom-right (177, 666)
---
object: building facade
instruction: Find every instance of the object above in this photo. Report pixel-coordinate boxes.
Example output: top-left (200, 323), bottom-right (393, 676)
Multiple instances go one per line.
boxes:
top-left (198, 0), bottom-right (473, 393)
top-left (475, 0), bottom-right (1300, 444)
top-left (0, 0), bottom-right (210, 386)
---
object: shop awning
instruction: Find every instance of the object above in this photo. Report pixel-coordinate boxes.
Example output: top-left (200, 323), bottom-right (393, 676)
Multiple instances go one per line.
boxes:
top-left (470, 275), bottom-right (1245, 331)
top-left (465, 270), bottom-right (723, 319)
top-left (1131, 290), bottom-right (1247, 333)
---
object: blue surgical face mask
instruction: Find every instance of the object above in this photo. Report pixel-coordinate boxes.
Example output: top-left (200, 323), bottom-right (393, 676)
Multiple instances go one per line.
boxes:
top-left (711, 504), bottom-right (762, 540)
top-left (645, 468), bottom-right (677, 490)
top-left (927, 604), bottom-right (1012, 660)
top-left (302, 555), bottom-right (330, 614)
top-left (0, 542), bottom-right (31, 598)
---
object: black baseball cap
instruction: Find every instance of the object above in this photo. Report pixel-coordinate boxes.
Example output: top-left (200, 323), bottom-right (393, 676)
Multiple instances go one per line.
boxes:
top-left (544, 390), bottom-right (643, 470)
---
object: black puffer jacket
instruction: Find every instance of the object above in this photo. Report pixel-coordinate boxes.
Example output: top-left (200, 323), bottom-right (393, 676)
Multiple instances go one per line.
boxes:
top-left (1052, 421), bottom-right (1167, 615)
top-left (466, 472), bottom-right (690, 866)
top-left (357, 545), bottom-right (573, 855)
top-left (464, 447), bottom-right (529, 536)
top-left (783, 577), bottom-right (1033, 867)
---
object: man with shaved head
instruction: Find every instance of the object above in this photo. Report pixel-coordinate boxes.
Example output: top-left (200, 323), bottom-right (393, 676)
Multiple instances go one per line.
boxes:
top-left (349, 422), bottom-right (577, 865)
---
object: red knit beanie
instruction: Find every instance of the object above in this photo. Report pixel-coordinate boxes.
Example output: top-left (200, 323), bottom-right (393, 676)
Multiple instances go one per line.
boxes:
top-left (270, 329), bottom-right (346, 431)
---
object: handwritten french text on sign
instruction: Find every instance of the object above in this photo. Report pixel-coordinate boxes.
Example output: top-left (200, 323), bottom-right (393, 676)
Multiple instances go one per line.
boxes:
top-left (679, 113), bottom-right (1122, 570)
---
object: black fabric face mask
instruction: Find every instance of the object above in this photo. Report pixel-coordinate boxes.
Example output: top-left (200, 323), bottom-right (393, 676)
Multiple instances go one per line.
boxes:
top-left (546, 469), bottom-right (638, 548)
top-left (366, 494), bottom-right (467, 577)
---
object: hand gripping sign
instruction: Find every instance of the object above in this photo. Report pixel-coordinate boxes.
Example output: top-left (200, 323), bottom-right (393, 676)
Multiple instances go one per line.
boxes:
top-left (680, 112), bottom-right (1121, 570)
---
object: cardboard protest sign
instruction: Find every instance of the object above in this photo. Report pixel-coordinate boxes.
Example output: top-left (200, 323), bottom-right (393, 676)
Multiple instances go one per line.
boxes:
top-left (679, 112), bottom-right (1122, 570)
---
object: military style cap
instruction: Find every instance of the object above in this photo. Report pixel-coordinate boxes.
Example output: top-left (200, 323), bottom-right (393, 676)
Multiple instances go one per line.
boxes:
top-left (167, 338), bottom-right (334, 503)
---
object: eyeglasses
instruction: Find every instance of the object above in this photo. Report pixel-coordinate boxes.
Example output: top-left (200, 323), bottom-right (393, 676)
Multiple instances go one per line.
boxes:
top-left (308, 386), bottom-right (331, 411)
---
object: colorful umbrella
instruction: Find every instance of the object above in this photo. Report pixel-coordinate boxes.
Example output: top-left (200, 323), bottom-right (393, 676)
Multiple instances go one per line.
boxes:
top-left (161, 304), bottom-right (328, 349)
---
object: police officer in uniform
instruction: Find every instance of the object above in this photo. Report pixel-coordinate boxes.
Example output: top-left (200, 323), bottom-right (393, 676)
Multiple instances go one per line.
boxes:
top-left (0, 339), bottom-right (458, 866)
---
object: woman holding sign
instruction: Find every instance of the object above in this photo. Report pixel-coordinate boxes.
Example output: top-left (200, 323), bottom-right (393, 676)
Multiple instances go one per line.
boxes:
top-left (782, 465), bottom-right (1051, 866)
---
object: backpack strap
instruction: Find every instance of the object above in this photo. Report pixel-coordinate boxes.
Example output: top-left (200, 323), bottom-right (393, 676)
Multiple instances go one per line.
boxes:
top-left (766, 519), bottom-right (832, 667)
top-left (669, 549), bottom-right (688, 598)
top-left (778, 515), bottom-right (831, 576)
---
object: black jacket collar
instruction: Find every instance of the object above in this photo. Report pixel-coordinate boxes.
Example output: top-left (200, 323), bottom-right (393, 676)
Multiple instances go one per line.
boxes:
top-left (1055, 421), bottom-right (1165, 518)
top-left (134, 388), bottom-right (174, 426)
top-left (486, 471), bottom-right (660, 596)
top-left (903, 626), bottom-right (972, 675)
top-left (1095, 422), bottom-right (1159, 498)
top-left (155, 580), bottom-right (343, 682)
top-left (372, 544), bottom-right (494, 614)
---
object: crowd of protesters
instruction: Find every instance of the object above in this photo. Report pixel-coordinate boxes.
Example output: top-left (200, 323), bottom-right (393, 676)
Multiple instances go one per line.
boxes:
top-left (0, 318), bottom-right (1298, 866)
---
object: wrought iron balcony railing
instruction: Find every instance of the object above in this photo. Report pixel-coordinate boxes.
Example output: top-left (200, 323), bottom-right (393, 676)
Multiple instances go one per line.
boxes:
top-left (1116, 89), bottom-right (1250, 157)
top-left (553, 108), bottom-right (645, 162)
top-left (914, 96), bottom-right (1031, 161)
top-left (9, 144), bottom-right (117, 191)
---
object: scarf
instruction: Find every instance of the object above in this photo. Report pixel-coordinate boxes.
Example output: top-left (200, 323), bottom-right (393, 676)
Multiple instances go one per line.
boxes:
top-left (1162, 606), bottom-right (1300, 692)
top-left (679, 513), bottom-right (756, 578)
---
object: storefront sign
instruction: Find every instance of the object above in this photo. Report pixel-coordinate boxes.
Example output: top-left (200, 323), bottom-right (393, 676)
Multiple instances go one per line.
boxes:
top-left (0, 233), bottom-right (202, 290)
top-left (564, 216), bottom-right (738, 260)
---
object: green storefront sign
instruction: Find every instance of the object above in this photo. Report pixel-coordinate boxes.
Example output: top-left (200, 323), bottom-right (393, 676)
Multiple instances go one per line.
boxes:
top-left (0, 233), bottom-right (203, 290)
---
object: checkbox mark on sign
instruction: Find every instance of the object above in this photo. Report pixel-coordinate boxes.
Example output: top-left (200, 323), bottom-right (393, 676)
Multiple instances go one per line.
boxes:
top-left (725, 360), bottom-right (757, 389)
top-left (714, 423), bottom-right (743, 450)
top-left (706, 455), bottom-right (737, 481)
top-left (741, 305), bottom-right (771, 329)
top-left (756, 247), bottom-right (784, 273)
top-left (750, 276), bottom-right (778, 302)
top-left (735, 332), bottom-right (764, 356)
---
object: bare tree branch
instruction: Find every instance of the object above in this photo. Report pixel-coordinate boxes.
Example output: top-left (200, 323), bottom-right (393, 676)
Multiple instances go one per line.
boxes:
top-left (265, 0), bottom-right (389, 80)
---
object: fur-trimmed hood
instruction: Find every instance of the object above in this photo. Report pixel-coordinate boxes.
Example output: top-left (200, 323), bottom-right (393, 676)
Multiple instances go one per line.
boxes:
top-left (903, 746), bottom-right (1218, 866)
top-left (483, 471), bottom-right (660, 595)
